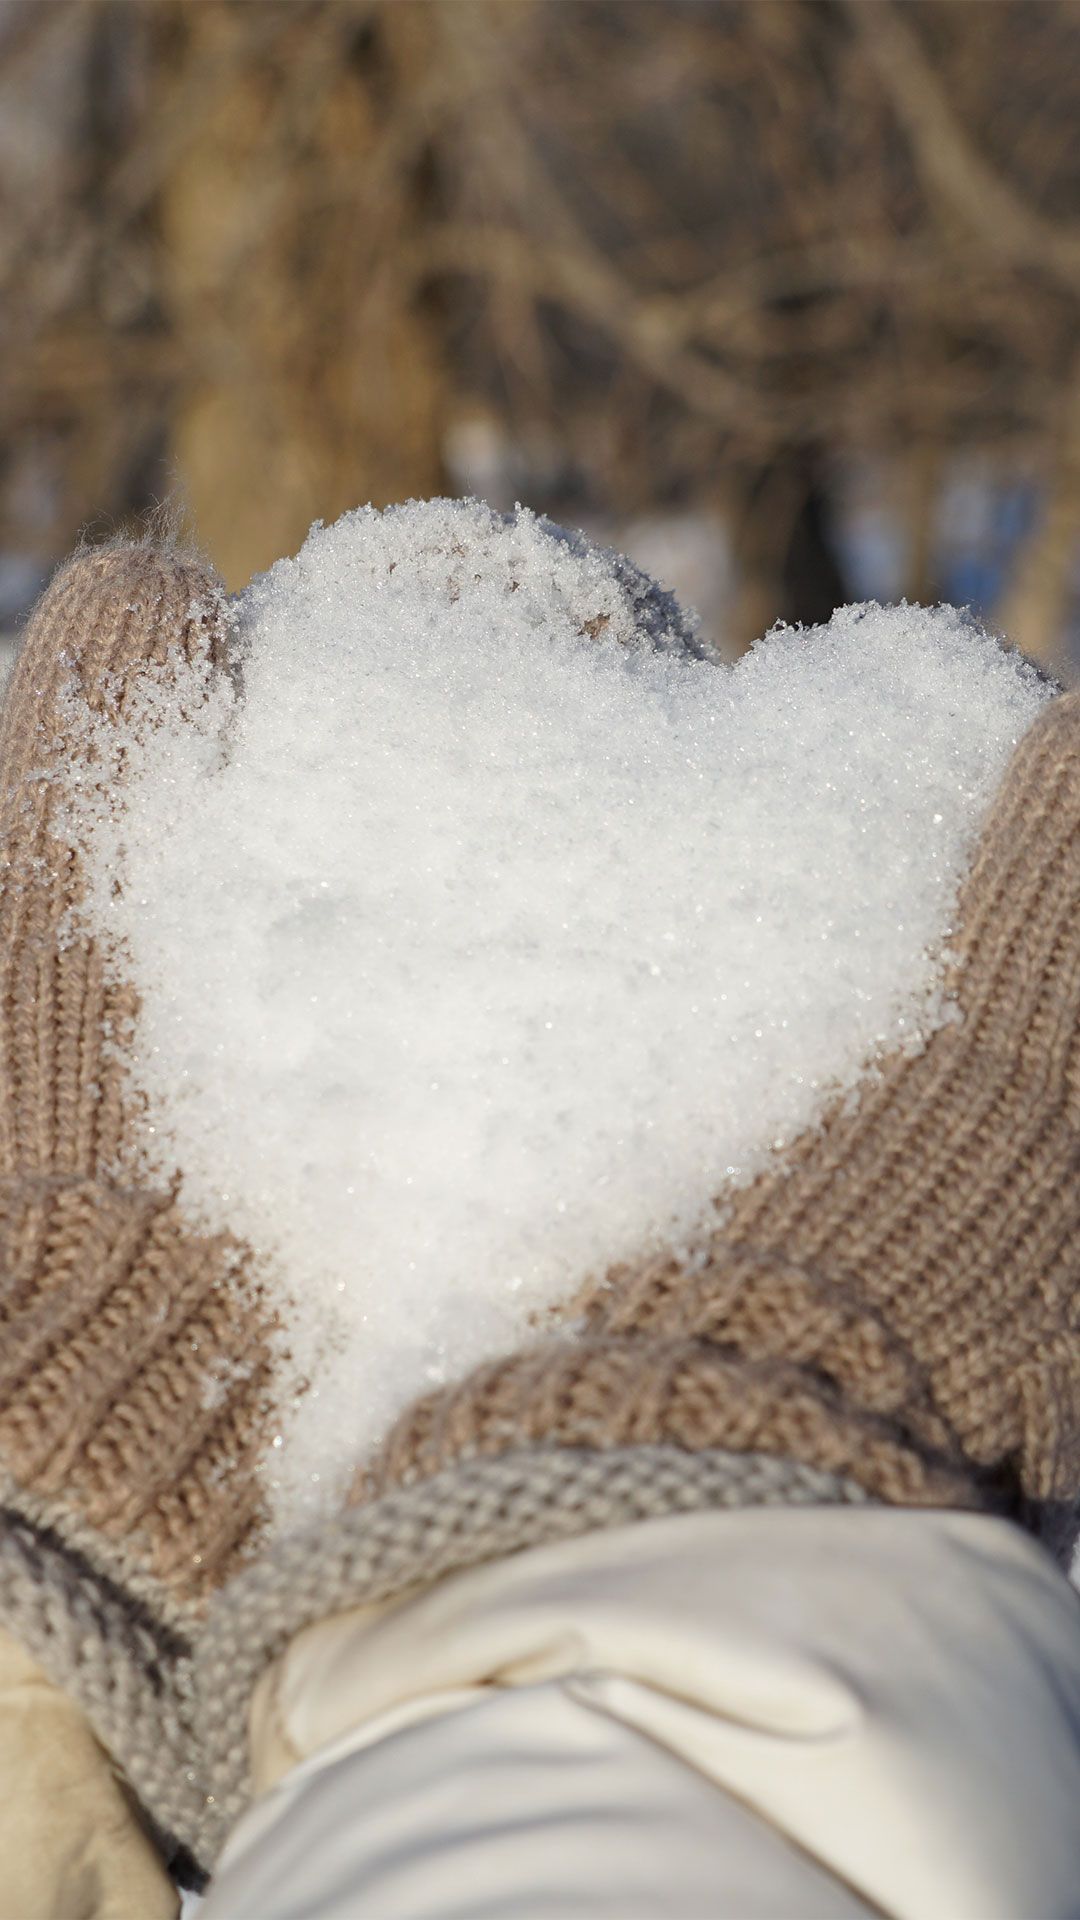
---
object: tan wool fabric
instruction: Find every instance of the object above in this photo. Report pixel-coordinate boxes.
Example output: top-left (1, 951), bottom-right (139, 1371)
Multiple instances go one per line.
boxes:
top-left (0, 546), bottom-right (277, 1598)
top-left (368, 686), bottom-right (1080, 1536)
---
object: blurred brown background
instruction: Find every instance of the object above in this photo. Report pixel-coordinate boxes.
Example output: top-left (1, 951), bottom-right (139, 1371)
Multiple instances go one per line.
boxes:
top-left (2, 0), bottom-right (1080, 669)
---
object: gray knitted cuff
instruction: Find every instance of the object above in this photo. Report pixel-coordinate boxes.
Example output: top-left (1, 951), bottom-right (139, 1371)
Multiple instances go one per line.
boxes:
top-left (0, 1445), bottom-right (869, 1883)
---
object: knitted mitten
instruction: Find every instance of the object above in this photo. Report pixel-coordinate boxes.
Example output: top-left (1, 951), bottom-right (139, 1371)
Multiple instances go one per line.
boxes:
top-left (196, 571), bottom-right (1080, 1875)
top-left (4, 528), bottom-right (1079, 1888)
top-left (362, 684), bottom-right (1080, 1552)
top-left (0, 544), bottom-right (281, 1879)
top-left (1, 523), bottom-right (750, 1885)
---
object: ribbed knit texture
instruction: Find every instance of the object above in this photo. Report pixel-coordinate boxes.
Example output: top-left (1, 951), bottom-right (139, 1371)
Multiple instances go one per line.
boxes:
top-left (367, 687), bottom-right (1080, 1543)
top-left (0, 546), bottom-right (277, 1595)
top-left (0, 1445), bottom-right (869, 1876)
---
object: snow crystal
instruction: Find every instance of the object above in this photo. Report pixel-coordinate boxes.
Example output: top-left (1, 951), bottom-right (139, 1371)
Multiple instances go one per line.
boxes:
top-left (56, 500), bottom-right (1052, 1529)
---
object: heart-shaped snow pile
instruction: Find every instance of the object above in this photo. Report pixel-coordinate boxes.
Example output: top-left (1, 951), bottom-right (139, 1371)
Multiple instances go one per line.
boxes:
top-left (62, 501), bottom-right (1053, 1527)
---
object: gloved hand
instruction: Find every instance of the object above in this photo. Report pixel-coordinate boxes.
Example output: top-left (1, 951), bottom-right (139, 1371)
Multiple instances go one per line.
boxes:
top-left (197, 530), bottom-right (1080, 1859)
top-left (365, 680), bottom-right (1080, 1552)
top-left (0, 525), bottom-right (724, 1892)
top-left (0, 543), bottom-right (281, 1888)
top-left (3, 521), bottom-right (1080, 1902)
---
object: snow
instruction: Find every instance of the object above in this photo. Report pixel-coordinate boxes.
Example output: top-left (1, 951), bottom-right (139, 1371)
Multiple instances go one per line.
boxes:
top-left (54, 500), bottom-right (1052, 1528)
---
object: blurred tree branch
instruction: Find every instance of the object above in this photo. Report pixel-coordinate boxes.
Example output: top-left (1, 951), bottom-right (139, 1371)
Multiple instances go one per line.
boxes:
top-left (848, 0), bottom-right (1080, 293)
top-left (1, 0), bottom-right (1079, 656)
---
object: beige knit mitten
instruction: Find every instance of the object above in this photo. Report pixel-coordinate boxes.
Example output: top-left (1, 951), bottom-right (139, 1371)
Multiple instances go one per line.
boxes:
top-left (0, 544), bottom-right (283, 1881)
top-left (367, 682), bottom-right (1080, 1552)
top-left (200, 569), bottom-right (1080, 1861)
top-left (1, 529), bottom-right (1078, 1887)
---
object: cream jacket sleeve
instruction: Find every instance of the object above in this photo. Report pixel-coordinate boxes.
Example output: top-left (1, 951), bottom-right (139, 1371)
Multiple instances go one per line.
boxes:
top-left (202, 1507), bottom-right (1080, 1920)
top-left (0, 1628), bottom-right (179, 1920)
